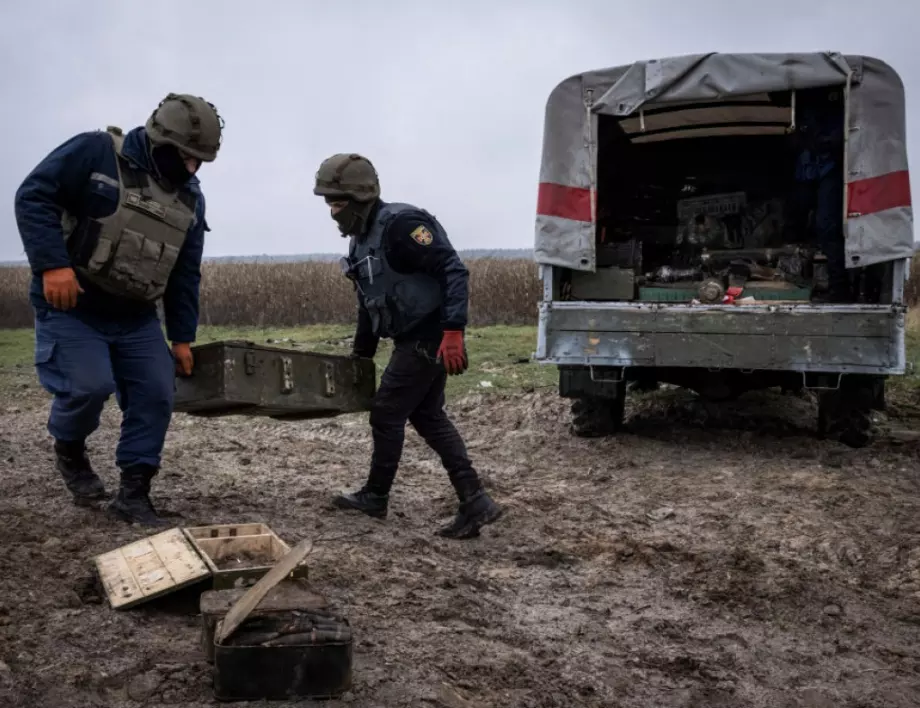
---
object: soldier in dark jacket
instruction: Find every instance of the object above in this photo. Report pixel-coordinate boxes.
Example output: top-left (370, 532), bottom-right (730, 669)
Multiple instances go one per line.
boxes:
top-left (313, 153), bottom-right (503, 539)
top-left (14, 93), bottom-right (223, 526)
top-left (791, 86), bottom-right (848, 301)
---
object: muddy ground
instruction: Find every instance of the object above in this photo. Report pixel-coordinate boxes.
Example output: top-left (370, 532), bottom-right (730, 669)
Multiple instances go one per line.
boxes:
top-left (1, 366), bottom-right (920, 708)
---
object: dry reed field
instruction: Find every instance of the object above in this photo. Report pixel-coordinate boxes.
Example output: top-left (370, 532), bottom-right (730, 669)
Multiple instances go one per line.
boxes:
top-left (2, 256), bottom-right (918, 330)
top-left (0, 257), bottom-right (542, 329)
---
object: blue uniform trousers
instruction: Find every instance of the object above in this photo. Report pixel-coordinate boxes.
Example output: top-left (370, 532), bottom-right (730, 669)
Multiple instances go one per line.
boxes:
top-left (32, 307), bottom-right (175, 469)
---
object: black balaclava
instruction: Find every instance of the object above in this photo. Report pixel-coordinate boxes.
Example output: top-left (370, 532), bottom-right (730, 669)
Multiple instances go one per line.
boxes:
top-left (150, 143), bottom-right (193, 189)
top-left (329, 197), bottom-right (376, 237)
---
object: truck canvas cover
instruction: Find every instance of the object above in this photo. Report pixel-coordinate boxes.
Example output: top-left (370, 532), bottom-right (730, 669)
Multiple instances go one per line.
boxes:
top-left (535, 52), bottom-right (914, 272)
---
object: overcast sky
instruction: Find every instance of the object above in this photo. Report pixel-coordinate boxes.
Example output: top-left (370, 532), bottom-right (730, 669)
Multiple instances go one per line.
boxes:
top-left (1, 0), bottom-right (917, 261)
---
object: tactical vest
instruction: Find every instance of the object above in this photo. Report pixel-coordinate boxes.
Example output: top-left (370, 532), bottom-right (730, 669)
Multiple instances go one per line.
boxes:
top-left (62, 126), bottom-right (197, 302)
top-left (345, 202), bottom-right (443, 339)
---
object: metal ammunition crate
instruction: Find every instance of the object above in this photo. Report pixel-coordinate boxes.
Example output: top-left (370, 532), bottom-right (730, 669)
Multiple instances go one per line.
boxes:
top-left (173, 340), bottom-right (376, 420)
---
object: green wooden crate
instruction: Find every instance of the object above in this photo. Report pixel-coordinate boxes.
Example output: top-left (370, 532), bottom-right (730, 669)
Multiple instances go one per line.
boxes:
top-left (638, 287), bottom-right (699, 302)
top-left (639, 284), bottom-right (812, 302)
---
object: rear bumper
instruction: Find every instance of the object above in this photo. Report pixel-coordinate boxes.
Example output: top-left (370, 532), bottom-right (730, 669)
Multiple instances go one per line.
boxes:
top-left (535, 301), bottom-right (907, 375)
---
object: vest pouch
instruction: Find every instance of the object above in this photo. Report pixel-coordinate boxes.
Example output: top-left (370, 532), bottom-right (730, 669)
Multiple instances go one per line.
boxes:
top-left (85, 235), bottom-right (115, 274)
top-left (363, 294), bottom-right (406, 339)
top-left (106, 228), bottom-right (166, 300)
top-left (148, 242), bottom-right (182, 294)
top-left (134, 237), bottom-right (167, 288)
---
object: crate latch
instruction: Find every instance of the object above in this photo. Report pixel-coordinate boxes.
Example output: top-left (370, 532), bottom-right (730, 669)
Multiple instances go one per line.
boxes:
top-left (324, 362), bottom-right (336, 397)
top-left (280, 356), bottom-right (294, 394)
top-left (243, 352), bottom-right (256, 375)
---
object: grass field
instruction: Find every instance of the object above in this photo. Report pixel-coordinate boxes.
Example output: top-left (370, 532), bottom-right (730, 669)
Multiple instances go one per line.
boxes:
top-left (3, 320), bottom-right (920, 401)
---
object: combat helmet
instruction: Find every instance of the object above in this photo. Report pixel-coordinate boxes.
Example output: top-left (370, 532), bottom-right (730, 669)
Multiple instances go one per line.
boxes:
top-left (145, 93), bottom-right (224, 162)
top-left (313, 153), bottom-right (380, 202)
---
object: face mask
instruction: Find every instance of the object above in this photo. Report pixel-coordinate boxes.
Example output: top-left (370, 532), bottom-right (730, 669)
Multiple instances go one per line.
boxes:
top-left (332, 200), bottom-right (374, 237)
top-left (151, 144), bottom-right (192, 189)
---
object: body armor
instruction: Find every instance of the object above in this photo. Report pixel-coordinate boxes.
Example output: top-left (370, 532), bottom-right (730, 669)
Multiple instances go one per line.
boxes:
top-left (63, 127), bottom-right (198, 302)
top-left (344, 202), bottom-right (443, 339)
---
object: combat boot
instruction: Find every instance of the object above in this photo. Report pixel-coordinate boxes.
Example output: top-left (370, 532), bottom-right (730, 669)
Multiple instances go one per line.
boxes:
top-left (331, 486), bottom-right (389, 519)
top-left (438, 471), bottom-right (503, 540)
top-left (108, 464), bottom-right (170, 527)
top-left (53, 439), bottom-right (107, 507)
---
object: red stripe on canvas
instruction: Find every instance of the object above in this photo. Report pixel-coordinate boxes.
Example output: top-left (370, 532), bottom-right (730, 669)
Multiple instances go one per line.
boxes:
top-left (847, 170), bottom-right (911, 217)
top-left (536, 182), bottom-right (592, 222)
top-left (537, 171), bottom-right (911, 223)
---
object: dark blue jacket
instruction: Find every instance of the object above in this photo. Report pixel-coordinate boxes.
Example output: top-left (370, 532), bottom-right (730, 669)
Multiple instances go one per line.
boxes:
top-left (351, 201), bottom-right (470, 357)
top-left (13, 126), bottom-right (208, 342)
top-left (794, 90), bottom-right (844, 183)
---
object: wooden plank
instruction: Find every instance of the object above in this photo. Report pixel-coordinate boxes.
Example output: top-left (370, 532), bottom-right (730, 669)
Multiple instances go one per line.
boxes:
top-left (547, 308), bottom-right (895, 338)
top-left (185, 527), bottom-right (304, 590)
top-left (184, 522), bottom-right (272, 540)
top-left (94, 528), bottom-right (211, 610)
top-left (200, 581), bottom-right (328, 618)
top-left (270, 535), bottom-right (290, 559)
top-left (216, 537), bottom-right (315, 644)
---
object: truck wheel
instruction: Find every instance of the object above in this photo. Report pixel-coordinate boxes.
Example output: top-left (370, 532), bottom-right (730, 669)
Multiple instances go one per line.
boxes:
top-left (817, 377), bottom-right (876, 449)
top-left (570, 393), bottom-right (626, 438)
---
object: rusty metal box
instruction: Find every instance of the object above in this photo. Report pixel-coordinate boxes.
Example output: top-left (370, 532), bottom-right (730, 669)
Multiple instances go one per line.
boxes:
top-left (200, 580), bottom-right (329, 663)
top-left (173, 340), bottom-right (376, 420)
top-left (213, 606), bottom-right (353, 701)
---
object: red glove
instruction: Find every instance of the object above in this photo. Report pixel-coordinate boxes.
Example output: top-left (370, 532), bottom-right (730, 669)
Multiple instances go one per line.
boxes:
top-left (42, 267), bottom-right (83, 310)
top-left (172, 342), bottom-right (194, 377)
top-left (437, 330), bottom-right (468, 375)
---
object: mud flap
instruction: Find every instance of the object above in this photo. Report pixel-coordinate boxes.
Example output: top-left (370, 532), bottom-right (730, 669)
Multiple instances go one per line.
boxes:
top-left (817, 375), bottom-right (878, 449)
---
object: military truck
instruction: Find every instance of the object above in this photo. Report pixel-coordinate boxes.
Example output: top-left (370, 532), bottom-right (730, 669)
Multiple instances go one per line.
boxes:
top-left (532, 52), bottom-right (914, 447)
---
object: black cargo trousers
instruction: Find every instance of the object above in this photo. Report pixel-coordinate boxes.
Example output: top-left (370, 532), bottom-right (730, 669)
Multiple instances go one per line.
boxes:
top-left (365, 339), bottom-right (478, 496)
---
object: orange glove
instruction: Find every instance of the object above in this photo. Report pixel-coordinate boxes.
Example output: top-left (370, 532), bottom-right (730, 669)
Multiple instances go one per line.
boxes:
top-left (42, 267), bottom-right (83, 310)
top-left (436, 330), bottom-right (468, 375)
top-left (172, 342), bottom-right (194, 377)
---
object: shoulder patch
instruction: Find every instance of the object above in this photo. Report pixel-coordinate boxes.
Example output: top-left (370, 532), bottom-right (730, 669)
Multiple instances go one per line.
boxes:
top-left (410, 224), bottom-right (433, 246)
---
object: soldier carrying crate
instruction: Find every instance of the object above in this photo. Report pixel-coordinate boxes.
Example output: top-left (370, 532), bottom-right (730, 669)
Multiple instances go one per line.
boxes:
top-left (313, 153), bottom-right (504, 540)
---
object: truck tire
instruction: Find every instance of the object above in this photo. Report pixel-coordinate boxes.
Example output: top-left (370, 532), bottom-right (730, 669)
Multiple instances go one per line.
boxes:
top-left (570, 393), bottom-right (626, 438)
top-left (817, 377), bottom-right (876, 449)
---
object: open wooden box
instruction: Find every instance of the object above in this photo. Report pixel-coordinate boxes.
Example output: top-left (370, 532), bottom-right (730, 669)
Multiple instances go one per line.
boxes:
top-left (94, 523), bottom-right (309, 610)
top-left (183, 522), bottom-right (309, 590)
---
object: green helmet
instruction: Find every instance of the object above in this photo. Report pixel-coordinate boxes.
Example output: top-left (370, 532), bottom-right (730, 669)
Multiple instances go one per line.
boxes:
top-left (145, 93), bottom-right (224, 162)
top-left (313, 153), bottom-right (380, 202)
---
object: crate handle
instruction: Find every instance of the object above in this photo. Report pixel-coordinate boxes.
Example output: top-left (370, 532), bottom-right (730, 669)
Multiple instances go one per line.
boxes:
top-left (280, 357), bottom-right (294, 394)
top-left (324, 362), bottom-right (336, 397)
